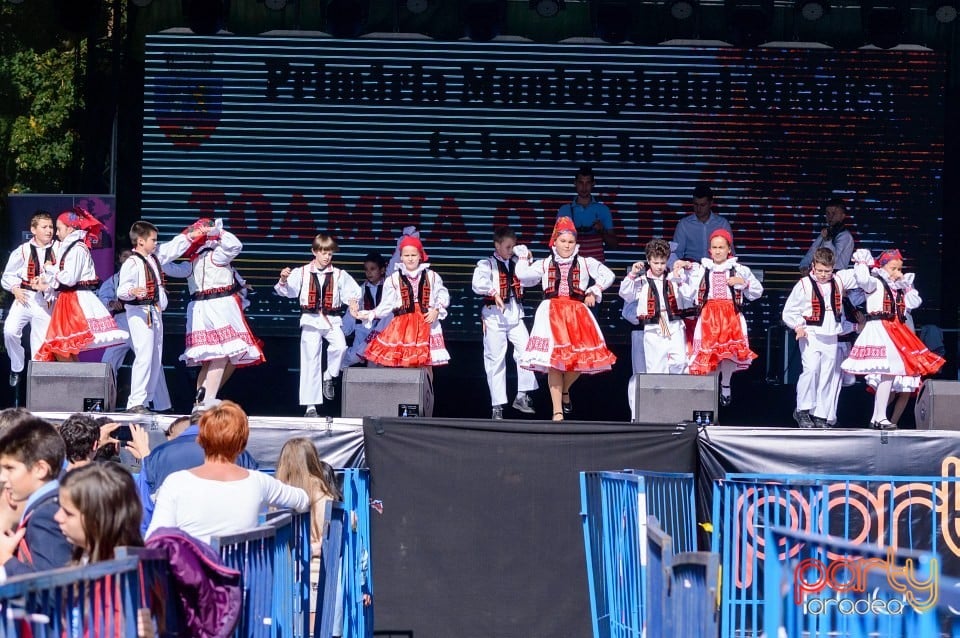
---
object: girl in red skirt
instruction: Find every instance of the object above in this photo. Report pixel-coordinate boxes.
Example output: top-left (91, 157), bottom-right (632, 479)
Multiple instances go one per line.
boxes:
top-left (673, 228), bottom-right (763, 406)
top-left (360, 234), bottom-right (450, 371)
top-left (515, 217), bottom-right (616, 421)
top-left (840, 248), bottom-right (945, 429)
top-left (35, 208), bottom-right (128, 361)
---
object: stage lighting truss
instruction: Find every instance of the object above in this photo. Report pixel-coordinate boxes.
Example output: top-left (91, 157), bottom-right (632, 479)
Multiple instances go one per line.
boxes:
top-left (666, 0), bottom-right (697, 21)
top-left (530, 0), bottom-right (565, 17)
top-left (795, 0), bottom-right (829, 21)
top-left (928, 0), bottom-right (958, 22)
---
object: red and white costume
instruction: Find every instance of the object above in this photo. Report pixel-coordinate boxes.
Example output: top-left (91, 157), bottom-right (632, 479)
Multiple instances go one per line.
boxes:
top-left (163, 227), bottom-right (265, 368)
top-left (515, 244), bottom-right (616, 374)
top-left (679, 257), bottom-right (763, 375)
top-left (36, 214), bottom-right (128, 360)
top-left (116, 236), bottom-right (190, 411)
top-left (619, 270), bottom-right (688, 375)
top-left (275, 263), bottom-right (361, 406)
top-left (363, 258), bottom-right (451, 368)
top-left (782, 268), bottom-right (858, 424)
top-left (840, 256), bottom-right (944, 389)
top-left (2, 239), bottom-right (54, 373)
top-left (472, 253), bottom-right (538, 407)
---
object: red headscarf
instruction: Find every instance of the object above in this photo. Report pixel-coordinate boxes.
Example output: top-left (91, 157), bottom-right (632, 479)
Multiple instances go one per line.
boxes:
top-left (398, 235), bottom-right (429, 263)
top-left (549, 217), bottom-right (577, 248)
top-left (709, 228), bottom-right (734, 255)
top-left (57, 207), bottom-right (104, 247)
top-left (877, 249), bottom-right (903, 268)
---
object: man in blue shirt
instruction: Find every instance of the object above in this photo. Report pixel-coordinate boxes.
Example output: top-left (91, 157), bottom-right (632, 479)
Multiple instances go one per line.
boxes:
top-left (671, 184), bottom-right (732, 264)
top-left (557, 166), bottom-right (618, 262)
top-left (799, 197), bottom-right (854, 272)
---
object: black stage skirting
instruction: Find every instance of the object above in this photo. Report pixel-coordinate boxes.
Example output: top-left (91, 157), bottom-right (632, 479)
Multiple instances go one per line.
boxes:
top-left (362, 418), bottom-right (960, 638)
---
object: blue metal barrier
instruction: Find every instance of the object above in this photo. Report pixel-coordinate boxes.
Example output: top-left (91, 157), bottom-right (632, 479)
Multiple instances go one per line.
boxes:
top-left (579, 470), bottom-right (697, 638)
top-left (763, 525), bottom-right (940, 637)
top-left (645, 516), bottom-right (719, 638)
top-left (211, 521), bottom-right (277, 638)
top-left (0, 557), bottom-right (142, 637)
top-left (315, 502), bottom-right (346, 638)
top-left (266, 509), bottom-right (312, 638)
top-left (340, 468), bottom-right (373, 638)
top-left (712, 472), bottom-right (960, 638)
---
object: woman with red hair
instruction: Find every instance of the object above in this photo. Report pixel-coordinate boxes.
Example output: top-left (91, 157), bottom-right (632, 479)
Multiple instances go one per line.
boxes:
top-left (514, 217), bottom-right (617, 421)
top-left (34, 208), bottom-right (128, 361)
top-left (673, 228), bottom-right (763, 406)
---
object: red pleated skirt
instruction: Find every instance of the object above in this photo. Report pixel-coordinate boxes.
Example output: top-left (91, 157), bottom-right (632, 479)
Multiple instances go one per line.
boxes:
top-left (688, 299), bottom-right (757, 375)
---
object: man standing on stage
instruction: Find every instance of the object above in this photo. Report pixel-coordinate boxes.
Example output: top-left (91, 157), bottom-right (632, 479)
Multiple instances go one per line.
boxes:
top-left (799, 197), bottom-right (854, 271)
top-left (557, 166), bottom-right (618, 262)
top-left (671, 184), bottom-right (732, 264)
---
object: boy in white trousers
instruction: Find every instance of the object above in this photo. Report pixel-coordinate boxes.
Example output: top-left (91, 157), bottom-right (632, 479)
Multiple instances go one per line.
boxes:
top-left (472, 226), bottom-right (537, 419)
top-left (117, 221), bottom-right (196, 413)
top-left (276, 233), bottom-right (361, 418)
top-left (782, 247), bottom-right (858, 428)
top-left (2, 211), bottom-right (55, 388)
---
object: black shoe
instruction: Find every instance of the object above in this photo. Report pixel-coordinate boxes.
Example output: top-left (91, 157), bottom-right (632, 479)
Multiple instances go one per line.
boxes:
top-left (561, 392), bottom-right (573, 415)
top-left (195, 387), bottom-right (206, 405)
top-left (793, 409), bottom-right (815, 429)
top-left (491, 406), bottom-right (504, 420)
top-left (871, 419), bottom-right (897, 430)
top-left (126, 405), bottom-right (154, 415)
top-left (811, 416), bottom-right (829, 429)
top-left (8, 372), bottom-right (20, 387)
top-left (323, 379), bottom-right (336, 401)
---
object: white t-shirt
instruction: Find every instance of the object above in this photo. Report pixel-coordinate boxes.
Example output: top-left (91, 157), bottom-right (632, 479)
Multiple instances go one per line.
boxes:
top-left (146, 469), bottom-right (310, 544)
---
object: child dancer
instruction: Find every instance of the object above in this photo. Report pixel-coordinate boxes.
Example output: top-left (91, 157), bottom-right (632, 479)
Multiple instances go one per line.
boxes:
top-left (275, 437), bottom-right (342, 632)
top-left (35, 207), bottom-right (128, 361)
top-left (514, 217), bottom-right (616, 421)
top-left (117, 221), bottom-right (197, 414)
top-left (359, 234), bottom-right (450, 414)
top-left (163, 218), bottom-right (265, 408)
top-left (840, 248), bottom-right (945, 429)
top-left (98, 250), bottom-right (134, 377)
top-left (621, 238), bottom-right (688, 374)
top-left (275, 234), bottom-right (361, 418)
top-left (673, 228), bottom-right (763, 406)
top-left (781, 247), bottom-right (859, 428)
top-left (341, 252), bottom-right (390, 368)
top-left (2, 211), bottom-right (55, 387)
top-left (472, 226), bottom-right (538, 420)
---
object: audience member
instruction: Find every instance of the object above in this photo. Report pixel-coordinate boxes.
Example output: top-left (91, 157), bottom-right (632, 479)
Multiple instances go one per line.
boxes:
top-left (557, 166), bottom-right (618, 262)
top-left (0, 417), bottom-right (73, 578)
top-left (276, 437), bottom-right (342, 632)
top-left (129, 408), bottom-right (258, 534)
top-left (145, 401), bottom-right (309, 543)
top-left (56, 462), bottom-right (144, 563)
top-left (59, 413), bottom-right (103, 470)
top-left (0, 408), bottom-right (33, 533)
top-left (671, 184), bottom-right (732, 264)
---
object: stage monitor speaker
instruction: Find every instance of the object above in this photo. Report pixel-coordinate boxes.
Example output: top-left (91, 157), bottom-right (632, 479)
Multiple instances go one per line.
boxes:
top-left (633, 373), bottom-right (718, 425)
top-left (26, 361), bottom-right (117, 413)
top-left (342, 367), bottom-right (433, 418)
top-left (915, 380), bottom-right (960, 430)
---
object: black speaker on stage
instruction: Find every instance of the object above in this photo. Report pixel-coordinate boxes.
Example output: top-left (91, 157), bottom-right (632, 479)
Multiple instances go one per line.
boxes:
top-left (633, 373), bottom-right (719, 424)
top-left (26, 361), bottom-right (117, 413)
top-left (915, 380), bottom-right (960, 430)
top-left (342, 367), bottom-right (433, 418)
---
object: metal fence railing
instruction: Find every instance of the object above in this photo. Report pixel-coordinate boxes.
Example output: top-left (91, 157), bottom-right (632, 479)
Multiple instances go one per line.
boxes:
top-left (763, 525), bottom-right (941, 638)
top-left (579, 470), bottom-right (697, 638)
top-left (712, 472), bottom-right (960, 638)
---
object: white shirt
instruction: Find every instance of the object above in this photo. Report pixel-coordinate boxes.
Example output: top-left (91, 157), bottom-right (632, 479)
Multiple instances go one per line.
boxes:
top-left (146, 469), bottom-right (310, 544)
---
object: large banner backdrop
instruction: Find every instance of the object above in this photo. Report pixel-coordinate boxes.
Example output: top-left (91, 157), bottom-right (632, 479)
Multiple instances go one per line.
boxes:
top-left (141, 37), bottom-right (946, 339)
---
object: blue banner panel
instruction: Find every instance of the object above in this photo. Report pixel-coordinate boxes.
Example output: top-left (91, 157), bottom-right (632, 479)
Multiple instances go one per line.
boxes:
top-left (142, 37), bottom-right (945, 339)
